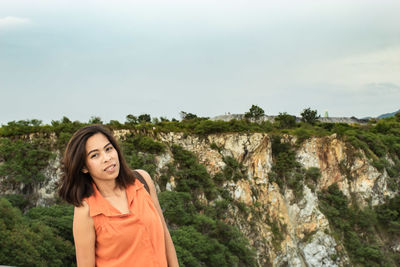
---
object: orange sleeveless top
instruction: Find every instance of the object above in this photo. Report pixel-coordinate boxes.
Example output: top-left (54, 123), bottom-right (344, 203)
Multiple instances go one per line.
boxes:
top-left (84, 179), bottom-right (167, 267)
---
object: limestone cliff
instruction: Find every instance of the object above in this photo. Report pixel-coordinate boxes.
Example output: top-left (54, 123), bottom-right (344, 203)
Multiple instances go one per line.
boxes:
top-left (1, 131), bottom-right (398, 266)
top-left (152, 132), bottom-right (397, 266)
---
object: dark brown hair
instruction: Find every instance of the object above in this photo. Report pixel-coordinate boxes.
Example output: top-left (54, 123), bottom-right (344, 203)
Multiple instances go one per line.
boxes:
top-left (58, 124), bottom-right (135, 206)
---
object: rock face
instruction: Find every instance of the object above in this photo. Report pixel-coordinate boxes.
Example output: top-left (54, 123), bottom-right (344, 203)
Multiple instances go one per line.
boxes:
top-left (154, 132), bottom-right (395, 266)
top-left (2, 131), bottom-right (396, 266)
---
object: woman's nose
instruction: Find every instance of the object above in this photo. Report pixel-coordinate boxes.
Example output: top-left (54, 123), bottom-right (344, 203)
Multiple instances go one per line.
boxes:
top-left (104, 153), bottom-right (112, 162)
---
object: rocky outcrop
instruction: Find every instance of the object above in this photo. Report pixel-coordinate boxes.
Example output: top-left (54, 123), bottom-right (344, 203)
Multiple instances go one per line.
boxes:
top-left (153, 132), bottom-right (395, 266)
top-left (2, 131), bottom-right (396, 266)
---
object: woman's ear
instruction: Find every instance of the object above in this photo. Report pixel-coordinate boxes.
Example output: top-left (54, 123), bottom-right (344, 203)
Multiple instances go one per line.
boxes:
top-left (82, 167), bottom-right (89, 173)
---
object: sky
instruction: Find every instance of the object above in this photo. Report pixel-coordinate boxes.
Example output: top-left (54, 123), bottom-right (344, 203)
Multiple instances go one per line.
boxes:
top-left (1, 0), bottom-right (399, 125)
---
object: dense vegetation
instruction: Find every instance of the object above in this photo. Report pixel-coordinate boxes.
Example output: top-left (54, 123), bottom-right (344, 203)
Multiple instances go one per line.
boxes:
top-left (0, 128), bottom-right (257, 266)
top-left (0, 198), bottom-right (75, 266)
top-left (0, 108), bottom-right (399, 266)
top-left (144, 142), bottom-right (256, 266)
top-left (319, 184), bottom-right (400, 266)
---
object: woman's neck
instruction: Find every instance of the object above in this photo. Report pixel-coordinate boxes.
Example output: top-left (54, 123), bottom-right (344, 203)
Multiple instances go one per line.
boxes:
top-left (94, 180), bottom-right (123, 198)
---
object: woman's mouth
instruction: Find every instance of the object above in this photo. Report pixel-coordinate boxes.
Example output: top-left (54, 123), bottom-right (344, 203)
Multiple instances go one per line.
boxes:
top-left (104, 164), bottom-right (116, 172)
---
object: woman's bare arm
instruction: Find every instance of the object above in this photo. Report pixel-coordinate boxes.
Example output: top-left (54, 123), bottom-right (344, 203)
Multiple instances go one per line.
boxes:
top-left (137, 169), bottom-right (179, 267)
top-left (73, 201), bottom-right (96, 267)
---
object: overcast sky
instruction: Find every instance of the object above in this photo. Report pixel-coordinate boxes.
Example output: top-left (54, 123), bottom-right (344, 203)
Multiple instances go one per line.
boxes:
top-left (1, 0), bottom-right (399, 125)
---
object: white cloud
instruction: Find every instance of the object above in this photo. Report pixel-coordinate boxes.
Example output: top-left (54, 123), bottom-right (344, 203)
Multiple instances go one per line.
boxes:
top-left (365, 82), bottom-right (400, 94)
top-left (291, 45), bottom-right (400, 91)
top-left (0, 16), bottom-right (31, 29)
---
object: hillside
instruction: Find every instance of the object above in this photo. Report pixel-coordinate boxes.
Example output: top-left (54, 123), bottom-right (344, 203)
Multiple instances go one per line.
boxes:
top-left (378, 109), bottom-right (400, 119)
top-left (0, 116), bottom-right (399, 266)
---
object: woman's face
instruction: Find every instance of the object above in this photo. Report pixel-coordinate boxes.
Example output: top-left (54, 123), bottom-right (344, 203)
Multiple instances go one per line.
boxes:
top-left (82, 133), bottom-right (120, 183)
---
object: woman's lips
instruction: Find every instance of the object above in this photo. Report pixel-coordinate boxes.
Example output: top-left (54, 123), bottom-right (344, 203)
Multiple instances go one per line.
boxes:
top-left (104, 164), bottom-right (116, 172)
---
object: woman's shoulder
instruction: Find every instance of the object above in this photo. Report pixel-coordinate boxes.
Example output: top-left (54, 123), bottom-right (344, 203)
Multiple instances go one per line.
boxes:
top-left (74, 200), bottom-right (90, 219)
top-left (133, 169), bottom-right (155, 195)
top-left (133, 169), bottom-right (154, 186)
top-left (134, 169), bottom-right (153, 182)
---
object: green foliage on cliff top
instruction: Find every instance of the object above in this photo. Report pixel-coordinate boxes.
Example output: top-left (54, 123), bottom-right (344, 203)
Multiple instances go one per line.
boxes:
top-left (3, 115), bottom-right (398, 164)
top-left (1, 114), bottom-right (399, 162)
top-left (121, 134), bottom-right (165, 178)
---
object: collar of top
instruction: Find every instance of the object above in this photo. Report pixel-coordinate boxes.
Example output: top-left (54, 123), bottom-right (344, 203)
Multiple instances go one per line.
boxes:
top-left (87, 179), bottom-right (145, 217)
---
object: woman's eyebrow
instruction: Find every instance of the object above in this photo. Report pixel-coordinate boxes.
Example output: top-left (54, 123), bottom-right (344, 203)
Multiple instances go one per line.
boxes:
top-left (87, 142), bottom-right (112, 156)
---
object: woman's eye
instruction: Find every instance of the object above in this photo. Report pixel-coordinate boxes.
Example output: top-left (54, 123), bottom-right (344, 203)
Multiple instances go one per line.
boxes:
top-left (90, 153), bottom-right (99, 159)
top-left (106, 146), bottom-right (113, 151)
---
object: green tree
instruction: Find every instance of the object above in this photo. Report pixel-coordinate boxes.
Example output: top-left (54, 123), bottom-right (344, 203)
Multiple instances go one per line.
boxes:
top-left (244, 105), bottom-right (265, 120)
top-left (138, 114), bottom-right (151, 123)
top-left (160, 117), bottom-right (169, 122)
top-left (180, 111), bottom-right (198, 120)
top-left (158, 191), bottom-right (196, 225)
top-left (25, 204), bottom-right (74, 243)
top-left (108, 120), bottom-right (123, 128)
top-left (123, 134), bottom-right (165, 154)
top-left (0, 198), bottom-right (75, 266)
top-left (0, 120), bottom-right (46, 136)
top-left (274, 112), bottom-right (296, 128)
top-left (300, 108), bottom-right (320, 124)
top-left (3, 194), bottom-right (29, 211)
top-left (171, 226), bottom-right (239, 267)
top-left (125, 114), bottom-right (139, 125)
top-left (0, 138), bottom-right (54, 187)
top-left (61, 116), bottom-right (72, 124)
top-left (88, 116), bottom-right (103, 124)
top-left (29, 119), bottom-right (42, 126)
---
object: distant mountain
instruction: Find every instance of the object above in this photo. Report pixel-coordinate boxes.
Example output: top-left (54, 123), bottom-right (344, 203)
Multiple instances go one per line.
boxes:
top-left (377, 109), bottom-right (400, 119)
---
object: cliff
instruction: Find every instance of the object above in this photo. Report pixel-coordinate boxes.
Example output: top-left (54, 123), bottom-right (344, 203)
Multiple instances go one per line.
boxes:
top-left (154, 132), bottom-right (398, 266)
top-left (0, 129), bottom-right (399, 266)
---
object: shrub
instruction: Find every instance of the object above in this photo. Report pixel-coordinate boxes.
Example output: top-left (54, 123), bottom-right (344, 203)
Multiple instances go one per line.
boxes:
top-left (171, 145), bottom-right (216, 199)
top-left (376, 195), bottom-right (400, 234)
top-left (158, 191), bottom-right (196, 226)
top-left (3, 194), bottom-right (29, 211)
top-left (171, 226), bottom-right (238, 267)
top-left (274, 112), bottom-right (297, 129)
top-left (293, 127), bottom-right (312, 144)
top-left (0, 137), bottom-right (54, 186)
top-left (0, 198), bottom-right (75, 266)
top-left (194, 120), bottom-right (230, 135)
top-left (305, 167), bottom-right (321, 183)
top-left (222, 156), bottom-right (244, 182)
top-left (0, 120), bottom-right (48, 136)
top-left (25, 204), bottom-right (74, 243)
top-left (318, 184), bottom-right (387, 265)
top-left (123, 134), bottom-right (165, 154)
top-left (108, 120), bottom-right (124, 129)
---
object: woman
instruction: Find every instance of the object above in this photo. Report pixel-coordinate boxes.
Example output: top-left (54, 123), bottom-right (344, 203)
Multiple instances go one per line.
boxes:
top-left (59, 124), bottom-right (178, 267)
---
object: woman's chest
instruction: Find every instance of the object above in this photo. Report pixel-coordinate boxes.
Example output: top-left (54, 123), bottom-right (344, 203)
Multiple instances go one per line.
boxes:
top-left (94, 193), bottom-right (162, 239)
top-left (93, 199), bottom-right (163, 252)
top-left (104, 195), bottom-right (130, 214)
